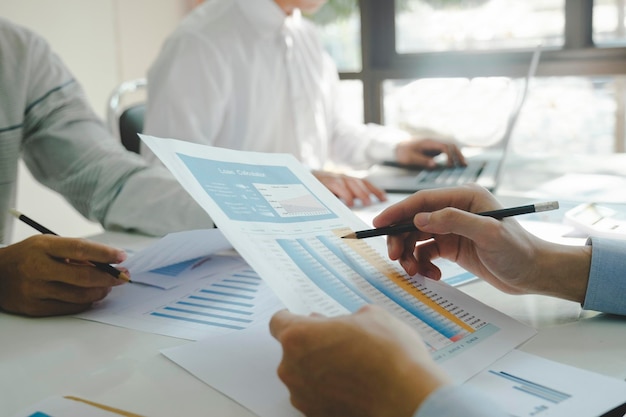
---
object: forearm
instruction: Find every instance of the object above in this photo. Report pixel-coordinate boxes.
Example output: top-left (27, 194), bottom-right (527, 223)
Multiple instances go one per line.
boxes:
top-left (532, 240), bottom-right (591, 303)
top-left (104, 167), bottom-right (213, 236)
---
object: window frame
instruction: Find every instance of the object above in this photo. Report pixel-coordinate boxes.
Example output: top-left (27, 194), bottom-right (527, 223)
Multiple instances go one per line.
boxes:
top-left (343, 0), bottom-right (626, 134)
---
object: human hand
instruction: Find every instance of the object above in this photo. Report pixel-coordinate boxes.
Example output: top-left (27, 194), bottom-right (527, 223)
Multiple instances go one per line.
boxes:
top-left (269, 305), bottom-right (451, 417)
top-left (373, 184), bottom-right (591, 302)
top-left (0, 235), bottom-right (128, 317)
top-left (312, 170), bottom-right (387, 207)
top-left (395, 138), bottom-right (466, 168)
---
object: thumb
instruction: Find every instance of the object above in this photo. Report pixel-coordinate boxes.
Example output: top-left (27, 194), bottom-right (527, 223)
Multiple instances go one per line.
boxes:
top-left (269, 309), bottom-right (302, 340)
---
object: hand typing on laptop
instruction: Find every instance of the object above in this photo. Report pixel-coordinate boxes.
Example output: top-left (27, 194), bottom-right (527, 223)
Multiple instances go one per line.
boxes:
top-left (395, 138), bottom-right (466, 169)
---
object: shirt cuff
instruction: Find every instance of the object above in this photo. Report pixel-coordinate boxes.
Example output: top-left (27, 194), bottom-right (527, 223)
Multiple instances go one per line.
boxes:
top-left (583, 237), bottom-right (626, 315)
top-left (363, 123), bottom-right (412, 163)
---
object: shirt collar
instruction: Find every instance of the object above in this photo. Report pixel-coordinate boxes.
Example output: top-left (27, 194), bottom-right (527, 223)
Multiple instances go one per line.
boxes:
top-left (236, 0), bottom-right (302, 37)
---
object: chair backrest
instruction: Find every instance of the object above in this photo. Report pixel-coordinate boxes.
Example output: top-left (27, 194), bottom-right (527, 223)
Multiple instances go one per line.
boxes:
top-left (106, 78), bottom-right (147, 154)
top-left (119, 103), bottom-right (145, 154)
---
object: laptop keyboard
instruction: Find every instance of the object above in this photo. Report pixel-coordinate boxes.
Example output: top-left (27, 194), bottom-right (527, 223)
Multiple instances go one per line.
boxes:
top-left (415, 160), bottom-right (486, 186)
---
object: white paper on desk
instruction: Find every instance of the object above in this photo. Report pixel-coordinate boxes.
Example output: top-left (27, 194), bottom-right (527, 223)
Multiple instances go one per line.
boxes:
top-left (162, 325), bottom-right (300, 417)
top-left (77, 256), bottom-right (285, 340)
top-left (163, 333), bottom-right (626, 417)
top-left (141, 135), bottom-right (536, 381)
top-left (119, 228), bottom-right (233, 289)
top-left (465, 349), bottom-right (626, 417)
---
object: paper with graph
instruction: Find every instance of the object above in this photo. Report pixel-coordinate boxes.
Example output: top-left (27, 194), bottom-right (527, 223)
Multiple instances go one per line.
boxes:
top-left (141, 135), bottom-right (536, 381)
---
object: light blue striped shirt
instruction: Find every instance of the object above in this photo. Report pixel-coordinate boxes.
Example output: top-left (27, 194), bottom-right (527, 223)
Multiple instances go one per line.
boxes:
top-left (0, 18), bottom-right (212, 244)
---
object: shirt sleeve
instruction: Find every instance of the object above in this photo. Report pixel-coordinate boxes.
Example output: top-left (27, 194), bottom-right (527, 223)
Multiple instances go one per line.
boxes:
top-left (583, 237), bottom-right (626, 315)
top-left (20, 28), bottom-right (213, 236)
top-left (414, 384), bottom-right (508, 417)
top-left (324, 54), bottom-right (411, 169)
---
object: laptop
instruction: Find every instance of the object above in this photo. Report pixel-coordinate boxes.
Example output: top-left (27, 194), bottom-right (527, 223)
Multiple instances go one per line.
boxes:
top-left (366, 47), bottom-right (541, 193)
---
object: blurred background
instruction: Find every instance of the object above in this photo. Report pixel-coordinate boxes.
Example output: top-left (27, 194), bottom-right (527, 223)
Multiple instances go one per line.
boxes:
top-left (3, 0), bottom-right (626, 241)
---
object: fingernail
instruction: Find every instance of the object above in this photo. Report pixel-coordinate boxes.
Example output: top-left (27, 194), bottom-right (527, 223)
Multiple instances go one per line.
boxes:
top-left (414, 212), bottom-right (431, 227)
top-left (115, 251), bottom-right (127, 263)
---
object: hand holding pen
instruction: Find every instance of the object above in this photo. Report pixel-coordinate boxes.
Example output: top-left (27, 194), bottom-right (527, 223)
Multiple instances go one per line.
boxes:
top-left (0, 210), bottom-right (130, 317)
top-left (370, 185), bottom-right (587, 303)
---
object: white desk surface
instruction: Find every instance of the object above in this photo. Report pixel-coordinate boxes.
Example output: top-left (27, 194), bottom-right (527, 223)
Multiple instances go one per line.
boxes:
top-left (4, 154), bottom-right (626, 416)
top-left (3, 231), bottom-right (626, 417)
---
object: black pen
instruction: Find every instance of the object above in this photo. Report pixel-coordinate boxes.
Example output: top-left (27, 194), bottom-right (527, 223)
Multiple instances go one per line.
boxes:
top-left (9, 209), bottom-right (131, 282)
top-left (342, 201), bottom-right (559, 239)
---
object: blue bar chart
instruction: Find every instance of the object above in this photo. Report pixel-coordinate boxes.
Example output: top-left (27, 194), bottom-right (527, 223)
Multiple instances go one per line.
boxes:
top-left (488, 370), bottom-right (572, 404)
top-left (273, 230), bottom-right (499, 358)
top-left (148, 266), bottom-right (277, 335)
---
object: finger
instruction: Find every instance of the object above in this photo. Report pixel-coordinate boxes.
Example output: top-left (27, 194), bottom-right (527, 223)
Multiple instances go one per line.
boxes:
top-left (31, 280), bottom-right (112, 304)
top-left (440, 144), bottom-right (458, 167)
top-left (331, 181), bottom-right (355, 207)
top-left (344, 178), bottom-right (373, 206)
top-left (413, 241), bottom-right (443, 280)
top-left (45, 261), bottom-right (124, 288)
top-left (407, 153), bottom-right (435, 168)
top-left (270, 309), bottom-right (301, 339)
top-left (360, 178), bottom-right (387, 203)
top-left (451, 145), bottom-right (467, 166)
top-left (373, 184), bottom-right (495, 229)
top-left (43, 236), bottom-right (127, 265)
top-left (414, 206), bottom-right (506, 247)
top-left (396, 237), bottom-right (422, 276)
top-left (16, 298), bottom-right (94, 317)
top-left (316, 174), bottom-right (355, 207)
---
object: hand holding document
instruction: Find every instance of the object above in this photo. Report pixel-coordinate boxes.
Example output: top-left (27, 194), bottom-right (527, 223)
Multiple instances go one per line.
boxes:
top-left (140, 134), bottom-right (536, 381)
top-left (140, 135), bottom-right (626, 417)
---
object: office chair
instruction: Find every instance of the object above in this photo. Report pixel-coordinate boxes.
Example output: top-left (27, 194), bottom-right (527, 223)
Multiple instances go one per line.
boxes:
top-left (107, 78), bottom-right (147, 154)
top-left (118, 103), bottom-right (145, 154)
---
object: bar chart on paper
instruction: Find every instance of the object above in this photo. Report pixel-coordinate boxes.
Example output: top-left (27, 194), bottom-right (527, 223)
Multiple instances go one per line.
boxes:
top-left (465, 350), bottom-right (626, 417)
top-left (150, 266), bottom-right (267, 331)
top-left (256, 229), bottom-right (500, 363)
top-left (79, 258), bottom-right (284, 340)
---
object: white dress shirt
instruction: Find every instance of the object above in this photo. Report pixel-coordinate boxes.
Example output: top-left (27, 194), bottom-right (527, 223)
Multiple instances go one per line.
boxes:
top-left (143, 0), bottom-right (410, 170)
top-left (0, 18), bottom-right (212, 243)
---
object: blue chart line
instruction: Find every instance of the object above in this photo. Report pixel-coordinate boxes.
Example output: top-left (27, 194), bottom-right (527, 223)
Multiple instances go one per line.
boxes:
top-left (294, 236), bottom-right (468, 341)
top-left (488, 370), bottom-right (572, 404)
top-left (149, 268), bottom-right (264, 330)
top-left (150, 256), bottom-right (204, 277)
top-left (276, 238), bottom-right (369, 312)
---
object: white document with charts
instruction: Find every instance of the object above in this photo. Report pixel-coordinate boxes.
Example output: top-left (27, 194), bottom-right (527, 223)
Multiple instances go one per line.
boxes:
top-left (141, 134), bottom-right (536, 382)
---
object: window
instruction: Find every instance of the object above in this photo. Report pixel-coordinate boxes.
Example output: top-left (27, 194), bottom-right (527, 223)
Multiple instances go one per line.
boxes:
top-left (395, 0), bottom-right (565, 52)
top-left (311, 1), bottom-right (364, 123)
top-left (313, 0), bottom-right (626, 153)
top-left (594, 0), bottom-right (626, 45)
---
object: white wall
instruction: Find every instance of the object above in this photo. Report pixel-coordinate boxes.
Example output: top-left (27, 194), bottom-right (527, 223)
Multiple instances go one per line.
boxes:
top-left (1, 0), bottom-right (194, 242)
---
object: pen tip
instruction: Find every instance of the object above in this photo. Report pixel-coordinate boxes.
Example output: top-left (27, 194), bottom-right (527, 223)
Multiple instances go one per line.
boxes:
top-left (8, 208), bottom-right (21, 218)
top-left (341, 232), bottom-right (356, 239)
